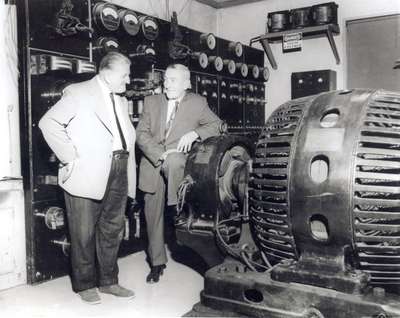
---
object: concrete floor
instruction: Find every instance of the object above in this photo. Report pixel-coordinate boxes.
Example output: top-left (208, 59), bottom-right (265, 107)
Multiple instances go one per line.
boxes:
top-left (0, 244), bottom-right (205, 318)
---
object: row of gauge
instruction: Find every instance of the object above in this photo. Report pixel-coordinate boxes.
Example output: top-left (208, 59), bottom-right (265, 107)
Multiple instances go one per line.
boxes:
top-left (91, 1), bottom-right (268, 80)
top-left (28, 0), bottom-right (268, 82)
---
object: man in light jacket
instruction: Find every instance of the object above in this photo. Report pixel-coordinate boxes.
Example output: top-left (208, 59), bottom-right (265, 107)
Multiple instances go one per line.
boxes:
top-left (39, 52), bottom-right (136, 304)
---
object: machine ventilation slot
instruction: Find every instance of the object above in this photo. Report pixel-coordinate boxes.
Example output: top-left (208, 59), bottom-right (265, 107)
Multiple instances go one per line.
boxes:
top-left (353, 91), bottom-right (400, 286)
top-left (249, 101), bottom-right (306, 262)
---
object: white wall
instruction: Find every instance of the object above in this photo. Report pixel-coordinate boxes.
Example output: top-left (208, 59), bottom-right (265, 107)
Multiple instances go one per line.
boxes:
top-left (106, 0), bottom-right (218, 33)
top-left (218, 0), bottom-right (400, 118)
top-left (0, 3), bottom-right (26, 290)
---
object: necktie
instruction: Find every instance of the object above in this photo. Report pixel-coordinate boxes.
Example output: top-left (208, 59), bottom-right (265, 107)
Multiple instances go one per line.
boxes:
top-left (164, 100), bottom-right (179, 139)
top-left (110, 93), bottom-right (127, 150)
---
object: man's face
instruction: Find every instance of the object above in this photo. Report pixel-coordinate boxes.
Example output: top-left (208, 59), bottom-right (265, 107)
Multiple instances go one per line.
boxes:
top-left (163, 68), bottom-right (189, 100)
top-left (106, 62), bottom-right (131, 93)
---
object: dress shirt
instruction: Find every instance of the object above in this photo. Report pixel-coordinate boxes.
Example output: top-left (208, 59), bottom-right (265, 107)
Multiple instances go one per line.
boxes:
top-left (97, 76), bottom-right (131, 151)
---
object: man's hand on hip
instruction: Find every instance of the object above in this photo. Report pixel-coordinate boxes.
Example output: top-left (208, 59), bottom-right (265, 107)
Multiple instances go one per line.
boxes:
top-left (177, 131), bottom-right (199, 153)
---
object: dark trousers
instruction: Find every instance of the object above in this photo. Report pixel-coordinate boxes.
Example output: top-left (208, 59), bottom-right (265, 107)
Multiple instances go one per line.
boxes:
top-left (144, 152), bottom-right (186, 266)
top-left (64, 153), bottom-right (128, 292)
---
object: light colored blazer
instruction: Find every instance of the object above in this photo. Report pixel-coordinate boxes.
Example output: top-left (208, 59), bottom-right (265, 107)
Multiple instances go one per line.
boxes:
top-left (136, 92), bottom-right (221, 193)
top-left (39, 76), bottom-right (136, 200)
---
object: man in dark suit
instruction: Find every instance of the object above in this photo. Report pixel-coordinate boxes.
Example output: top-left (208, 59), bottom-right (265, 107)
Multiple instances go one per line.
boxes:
top-left (136, 63), bottom-right (222, 283)
top-left (39, 52), bottom-right (136, 304)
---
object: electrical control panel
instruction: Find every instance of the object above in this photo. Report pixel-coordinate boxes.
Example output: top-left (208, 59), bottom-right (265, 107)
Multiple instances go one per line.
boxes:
top-left (18, 0), bottom-right (266, 284)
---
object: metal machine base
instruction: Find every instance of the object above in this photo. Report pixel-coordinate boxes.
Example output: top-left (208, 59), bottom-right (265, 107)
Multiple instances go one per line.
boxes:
top-left (187, 259), bottom-right (400, 318)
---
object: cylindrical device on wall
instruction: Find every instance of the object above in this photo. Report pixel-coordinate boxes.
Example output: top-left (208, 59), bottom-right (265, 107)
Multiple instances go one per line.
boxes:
top-left (139, 16), bottom-right (159, 40)
top-left (200, 33), bottom-right (217, 50)
top-left (223, 59), bottom-right (236, 75)
top-left (191, 52), bottom-right (208, 69)
top-left (291, 7), bottom-right (312, 28)
top-left (228, 41), bottom-right (243, 58)
top-left (260, 67), bottom-right (270, 82)
top-left (311, 2), bottom-right (338, 26)
top-left (249, 64), bottom-right (260, 79)
top-left (92, 2), bottom-right (121, 32)
top-left (118, 8), bottom-right (140, 36)
top-left (92, 36), bottom-right (119, 54)
top-left (50, 235), bottom-right (70, 257)
top-left (208, 56), bottom-right (223, 72)
top-left (267, 10), bottom-right (291, 32)
top-left (35, 206), bottom-right (65, 230)
top-left (236, 62), bottom-right (248, 78)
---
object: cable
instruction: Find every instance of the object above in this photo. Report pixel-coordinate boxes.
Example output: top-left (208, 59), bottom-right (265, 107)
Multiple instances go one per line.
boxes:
top-left (177, 176), bottom-right (193, 213)
top-left (261, 250), bottom-right (272, 268)
top-left (240, 250), bottom-right (258, 272)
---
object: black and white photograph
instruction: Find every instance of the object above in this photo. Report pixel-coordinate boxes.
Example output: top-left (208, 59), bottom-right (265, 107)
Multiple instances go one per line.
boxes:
top-left (1, 0), bottom-right (400, 317)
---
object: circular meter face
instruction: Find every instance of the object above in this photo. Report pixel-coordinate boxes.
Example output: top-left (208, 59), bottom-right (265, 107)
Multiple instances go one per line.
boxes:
top-left (199, 52), bottom-right (208, 69)
top-left (141, 17), bottom-right (159, 40)
top-left (207, 33), bottom-right (216, 50)
top-left (105, 39), bottom-right (119, 49)
top-left (235, 42), bottom-right (243, 57)
top-left (94, 3), bottom-right (120, 31)
top-left (214, 56), bottom-right (223, 71)
top-left (219, 121), bottom-right (228, 134)
top-left (121, 10), bottom-right (140, 35)
top-left (97, 37), bottom-right (119, 52)
top-left (240, 64), bottom-right (248, 77)
top-left (262, 67), bottom-right (270, 81)
top-left (227, 60), bottom-right (236, 74)
top-left (145, 47), bottom-right (156, 55)
top-left (252, 65), bottom-right (260, 79)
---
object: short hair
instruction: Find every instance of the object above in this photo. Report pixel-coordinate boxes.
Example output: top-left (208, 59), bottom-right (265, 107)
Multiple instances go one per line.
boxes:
top-left (99, 51), bottom-right (131, 71)
top-left (165, 63), bottom-right (191, 89)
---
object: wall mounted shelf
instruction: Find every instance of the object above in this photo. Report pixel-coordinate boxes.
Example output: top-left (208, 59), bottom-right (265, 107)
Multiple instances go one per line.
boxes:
top-left (250, 24), bottom-right (340, 70)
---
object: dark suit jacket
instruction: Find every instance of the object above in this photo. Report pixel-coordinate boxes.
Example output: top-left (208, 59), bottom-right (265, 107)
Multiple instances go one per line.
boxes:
top-left (136, 92), bottom-right (221, 193)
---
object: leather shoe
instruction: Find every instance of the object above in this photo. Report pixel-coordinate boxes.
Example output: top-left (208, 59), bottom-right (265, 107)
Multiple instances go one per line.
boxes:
top-left (99, 284), bottom-right (135, 299)
top-left (78, 288), bottom-right (101, 305)
top-left (146, 264), bottom-right (166, 283)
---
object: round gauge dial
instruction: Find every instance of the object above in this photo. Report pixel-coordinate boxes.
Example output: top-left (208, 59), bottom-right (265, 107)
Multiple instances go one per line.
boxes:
top-left (136, 44), bottom-right (156, 55)
top-left (96, 37), bottom-right (119, 53)
top-left (207, 33), bottom-right (216, 50)
top-left (119, 9), bottom-right (140, 36)
top-left (224, 59), bottom-right (235, 75)
top-left (262, 67), bottom-right (270, 81)
top-left (93, 3), bottom-right (120, 31)
top-left (140, 16), bottom-right (159, 41)
top-left (198, 52), bottom-right (208, 69)
top-left (252, 65), bottom-right (260, 79)
top-left (219, 121), bottom-right (228, 134)
top-left (234, 42), bottom-right (243, 57)
top-left (228, 42), bottom-right (243, 57)
top-left (240, 63), bottom-right (248, 77)
top-left (214, 56), bottom-right (223, 72)
top-left (200, 33), bottom-right (216, 50)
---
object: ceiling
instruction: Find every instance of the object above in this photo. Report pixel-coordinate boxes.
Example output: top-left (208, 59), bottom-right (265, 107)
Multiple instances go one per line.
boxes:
top-left (194, 0), bottom-right (265, 9)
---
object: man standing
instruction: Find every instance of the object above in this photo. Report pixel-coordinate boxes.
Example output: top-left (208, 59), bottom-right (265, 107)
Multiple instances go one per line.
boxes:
top-left (136, 64), bottom-right (221, 283)
top-left (39, 52), bottom-right (136, 304)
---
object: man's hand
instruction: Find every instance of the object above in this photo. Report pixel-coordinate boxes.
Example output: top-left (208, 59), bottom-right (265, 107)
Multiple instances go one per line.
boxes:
top-left (61, 160), bottom-right (75, 183)
top-left (159, 149), bottom-right (179, 162)
top-left (177, 131), bottom-right (199, 153)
